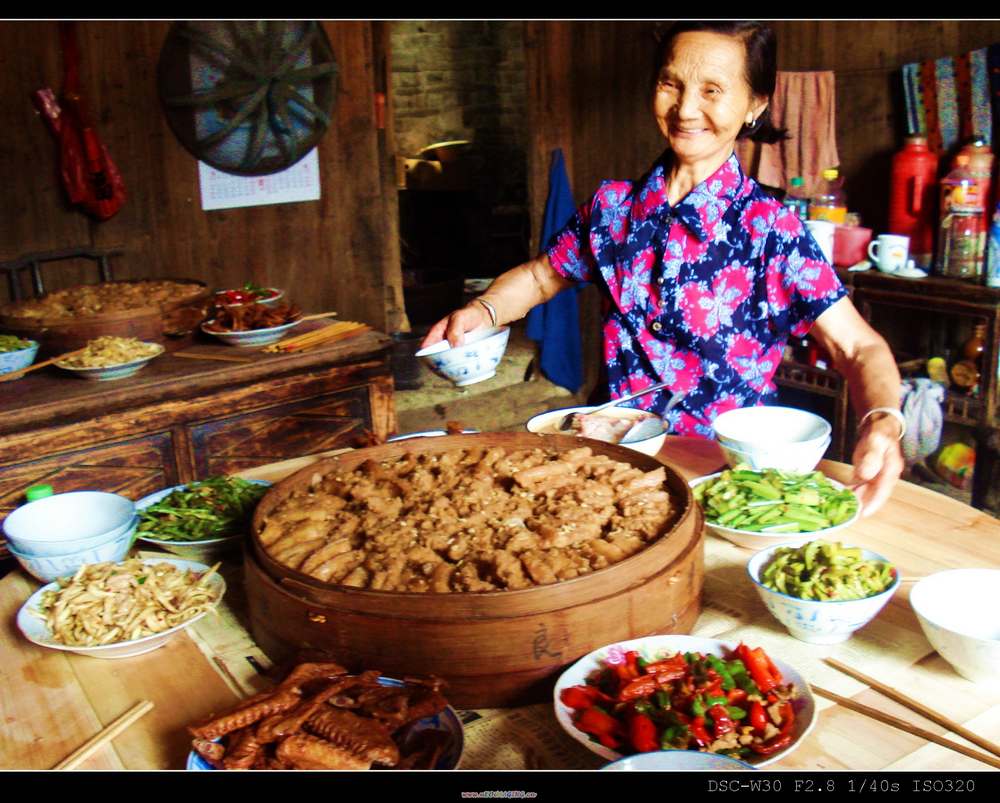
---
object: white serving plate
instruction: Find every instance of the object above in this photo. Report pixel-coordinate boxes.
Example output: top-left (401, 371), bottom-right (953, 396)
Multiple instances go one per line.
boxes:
top-left (553, 634), bottom-right (816, 768)
top-left (134, 480), bottom-right (270, 560)
top-left (17, 557), bottom-right (225, 659)
top-left (186, 676), bottom-right (464, 770)
top-left (55, 343), bottom-right (164, 381)
top-left (689, 472), bottom-right (861, 550)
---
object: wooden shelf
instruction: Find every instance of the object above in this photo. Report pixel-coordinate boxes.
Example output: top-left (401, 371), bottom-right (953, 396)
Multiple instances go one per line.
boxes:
top-left (775, 360), bottom-right (843, 397)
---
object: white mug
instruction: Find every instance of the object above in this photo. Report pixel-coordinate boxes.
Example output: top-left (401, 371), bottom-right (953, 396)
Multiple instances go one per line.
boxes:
top-left (804, 220), bottom-right (835, 263)
top-left (867, 234), bottom-right (910, 273)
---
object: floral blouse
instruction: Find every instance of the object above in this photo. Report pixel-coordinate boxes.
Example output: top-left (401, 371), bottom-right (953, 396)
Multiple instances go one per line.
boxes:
top-left (545, 151), bottom-right (847, 438)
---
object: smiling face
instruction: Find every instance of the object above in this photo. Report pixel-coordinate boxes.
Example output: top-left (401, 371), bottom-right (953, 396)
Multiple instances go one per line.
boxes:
top-left (653, 31), bottom-right (768, 175)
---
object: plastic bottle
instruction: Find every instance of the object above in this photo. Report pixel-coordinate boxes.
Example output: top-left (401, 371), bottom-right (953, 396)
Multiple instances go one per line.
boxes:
top-left (25, 484), bottom-right (53, 502)
top-left (937, 206), bottom-right (983, 280)
top-left (782, 176), bottom-right (809, 221)
top-left (808, 168), bottom-right (847, 224)
top-left (986, 202), bottom-right (1000, 288)
top-left (888, 136), bottom-right (938, 267)
top-left (939, 154), bottom-right (983, 217)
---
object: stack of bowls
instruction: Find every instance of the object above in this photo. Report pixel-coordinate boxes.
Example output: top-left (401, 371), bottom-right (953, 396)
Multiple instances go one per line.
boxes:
top-left (712, 406), bottom-right (832, 472)
top-left (2, 491), bottom-right (138, 582)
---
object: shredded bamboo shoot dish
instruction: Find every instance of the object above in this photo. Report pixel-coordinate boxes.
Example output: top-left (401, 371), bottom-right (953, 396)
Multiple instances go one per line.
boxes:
top-left (36, 559), bottom-right (222, 646)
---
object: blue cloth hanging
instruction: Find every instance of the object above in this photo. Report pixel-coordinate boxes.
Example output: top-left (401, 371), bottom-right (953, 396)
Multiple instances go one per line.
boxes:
top-left (526, 149), bottom-right (584, 393)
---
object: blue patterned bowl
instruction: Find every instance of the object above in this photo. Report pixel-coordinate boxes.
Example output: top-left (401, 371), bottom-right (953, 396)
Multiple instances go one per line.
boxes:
top-left (55, 344), bottom-right (164, 381)
top-left (747, 542), bottom-right (900, 645)
top-left (415, 326), bottom-right (510, 387)
top-left (8, 521), bottom-right (138, 583)
top-left (0, 339), bottom-right (39, 377)
top-left (201, 317), bottom-right (301, 347)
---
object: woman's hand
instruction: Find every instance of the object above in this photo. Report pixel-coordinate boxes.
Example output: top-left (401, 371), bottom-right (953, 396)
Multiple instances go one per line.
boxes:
top-left (421, 302), bottom-right (492, 350)
top-left (850, 415), bottom-right (904, 517)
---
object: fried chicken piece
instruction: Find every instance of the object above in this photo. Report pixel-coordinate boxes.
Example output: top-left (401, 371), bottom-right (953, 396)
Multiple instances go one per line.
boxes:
top-left (256, 673), bottom-right (378, 744)
top-left (188, 688), bottom-right (302, 740)
top-left (303, 707), bottom-right (400, 766)
top-left (276, 733), bottom-right (373, 770)
top-left (222, 727), bottom-right (264, 770)
top-left (191, 738), bottom-right (225, 769)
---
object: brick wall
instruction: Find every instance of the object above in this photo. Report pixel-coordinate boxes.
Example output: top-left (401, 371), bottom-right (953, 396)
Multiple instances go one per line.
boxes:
top-left (391, 21), bottom-right (527, 207)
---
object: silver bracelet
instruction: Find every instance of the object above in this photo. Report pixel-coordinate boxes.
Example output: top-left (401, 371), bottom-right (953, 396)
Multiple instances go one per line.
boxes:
top-left (859, 407), bottom-right (906, 441)
top-left (475, 297), bottom-right (498, 328)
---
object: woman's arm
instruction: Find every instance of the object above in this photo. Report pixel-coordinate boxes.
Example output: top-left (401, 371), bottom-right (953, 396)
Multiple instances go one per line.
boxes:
top-left (808, 296), bottom-right (904, 517)
top-left (420, 255), bottom-right (574, 349)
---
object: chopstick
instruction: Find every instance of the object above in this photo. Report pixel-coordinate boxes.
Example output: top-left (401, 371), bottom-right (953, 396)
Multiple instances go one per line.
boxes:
top-left (297, 311), bottom-right (338, 322)
top-left (52, 699), bottom-right (154, 770)
top-left (824, 657), bottom-right (1000, 759)
top-left (262, 321), bottom-right (368, 353)
top-left (173, 351), bottom-right (254, 364)
top-left (812, 685), bottom-right (1000, 770)
top-left (0, 346), bottom-right (89, 382)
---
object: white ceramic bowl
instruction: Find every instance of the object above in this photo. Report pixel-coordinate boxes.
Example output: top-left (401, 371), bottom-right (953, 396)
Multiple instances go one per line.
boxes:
top-left (415, 326), bottom-right (510, 386)
top-left (134, 480), bottom-right (270, 561)
top-left (525, 405), bottom-right (667, 456)
top-left (719, 437), bottom-right (831, 473)
top-left (747, 543), bottom-right (900, 645)
top-left (8, 521), bottom-right (138, 583)
top-left (554, 634), bottom-right (816, 768)
top-left (0, 339), bottom-right (39, 377)
top-left (201, 317), bottom-right (301, 347)
top-left (712, 406), bottom-right (832, 456)
top-left (910, 569), bottom-right (1000, 685)
top-left (16, 557), bottom-right (225, 658)
top-left (602, 750), bottom-right (756, 771)
top-left (4, 491), bottom-right (137, 556)
top-left (55, 344), bottom-right (164, 381)
top-left (690, 472), bottom-right (861, 550)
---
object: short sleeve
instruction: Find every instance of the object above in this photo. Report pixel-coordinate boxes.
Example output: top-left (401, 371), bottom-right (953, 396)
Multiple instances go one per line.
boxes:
top-left (545, 197), bottom-right (598, 283)
top-left (764, 208), bottom-right (848, 339)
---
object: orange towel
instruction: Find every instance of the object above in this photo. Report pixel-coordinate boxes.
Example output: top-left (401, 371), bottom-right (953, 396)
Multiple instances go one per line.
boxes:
top-left (737, 71), bottom-right (839, 197)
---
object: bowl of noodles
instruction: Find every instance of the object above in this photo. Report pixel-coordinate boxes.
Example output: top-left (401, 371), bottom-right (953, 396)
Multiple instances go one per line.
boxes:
top-left (55, 336), bottom-right (164, 381)
top-left (16, 557), bottom-right (226, 659)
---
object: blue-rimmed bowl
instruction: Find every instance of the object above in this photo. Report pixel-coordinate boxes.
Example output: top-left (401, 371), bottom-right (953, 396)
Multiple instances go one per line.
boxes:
top-left (135, 479), bottom-right (270, 562)
top-left (747, 542), bottom-right (900, 644)
top-left (185, 675), bottom-right (464, 770)
top-left (55, 343), bottom-right (164, 381)
top-left (0, 339), bottom-right (39, 377)
top-left (602, 750), bottom-right (756, 771)
top-left (8, 520), bottom-right (138, 583)
top-left (201, 317), bottom-right (301, 347)
top-left (415, 326), bottom-right (510, 386)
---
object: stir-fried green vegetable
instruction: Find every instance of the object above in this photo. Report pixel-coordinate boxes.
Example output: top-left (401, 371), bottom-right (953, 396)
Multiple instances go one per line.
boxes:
top-left (693, 465), bottom-right (858, 533)
top-left (0, 334), bottom-right (32, 353)
top-left (761, 540), bottom-right (895, 600)
top-left (137, 476), bottom-right (268, 542)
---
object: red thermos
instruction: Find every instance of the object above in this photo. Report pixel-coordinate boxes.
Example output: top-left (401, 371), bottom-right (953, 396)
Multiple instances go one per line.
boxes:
top-left (889, 136), bottom-right (939, 266)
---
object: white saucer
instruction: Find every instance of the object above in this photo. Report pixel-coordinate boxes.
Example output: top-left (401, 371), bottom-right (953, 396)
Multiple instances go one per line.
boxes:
top-left (894, 266), bottom-right (929, 279)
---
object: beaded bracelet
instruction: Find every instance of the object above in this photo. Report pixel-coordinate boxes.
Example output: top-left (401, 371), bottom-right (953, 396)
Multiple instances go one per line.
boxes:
top-left (859, 407), bottom-right (906, 441)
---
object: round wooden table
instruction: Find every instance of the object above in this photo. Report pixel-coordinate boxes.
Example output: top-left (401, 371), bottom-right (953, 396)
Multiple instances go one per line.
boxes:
top-left (1, 436), bottom-right (999, 771)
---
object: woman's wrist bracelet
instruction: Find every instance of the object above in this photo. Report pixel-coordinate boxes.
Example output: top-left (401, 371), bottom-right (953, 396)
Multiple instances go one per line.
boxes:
top-left (859, 407), bottom-right (906, 441)
top-left (475, 297), bottom-right (498, 328)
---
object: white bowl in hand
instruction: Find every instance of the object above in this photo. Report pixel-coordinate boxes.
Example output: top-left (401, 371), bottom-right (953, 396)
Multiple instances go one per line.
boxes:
top-left (747, 542), bottom-right (900, 644)
top-left (910, 569), bottom-right (1000, 685)
top-left (719, 437), bottom-right (831, 473)
top-left (415, 326), bottom-right (510, 386)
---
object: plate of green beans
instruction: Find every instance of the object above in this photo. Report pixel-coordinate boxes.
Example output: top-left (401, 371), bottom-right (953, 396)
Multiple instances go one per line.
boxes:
top-left (690, 466), bottom-right (860, 550)
top-left (135, 476), bottom-right (270, 560)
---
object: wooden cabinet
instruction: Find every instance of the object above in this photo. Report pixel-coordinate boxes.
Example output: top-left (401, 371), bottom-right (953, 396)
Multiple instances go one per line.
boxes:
top-left (0, 331), bottom-right (395, 529)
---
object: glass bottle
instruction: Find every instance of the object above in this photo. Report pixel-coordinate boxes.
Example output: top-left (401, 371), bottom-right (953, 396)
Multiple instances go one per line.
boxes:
top-left (937, 206), bottom-right (983, 280)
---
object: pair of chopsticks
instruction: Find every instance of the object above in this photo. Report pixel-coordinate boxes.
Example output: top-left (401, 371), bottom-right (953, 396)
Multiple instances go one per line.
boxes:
top-left (263, 320), bottom-right (369, 353)
top-left (817, 657), bottom-right (1000, 769)
top-left (0, 346), bottom-right (89, 382)
top-left (52, 700), bottom-right (153, 770)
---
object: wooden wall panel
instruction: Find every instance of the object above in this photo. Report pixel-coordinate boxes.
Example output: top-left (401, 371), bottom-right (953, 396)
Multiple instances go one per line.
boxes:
top-left (0, 21), bottom-right (405, 331)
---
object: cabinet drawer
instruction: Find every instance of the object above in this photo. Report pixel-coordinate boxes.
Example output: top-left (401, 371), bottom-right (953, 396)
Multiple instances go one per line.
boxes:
top-left (0, 431), bottom-right (179, 520)
top-left (188, 386), bottom-right (372, 477)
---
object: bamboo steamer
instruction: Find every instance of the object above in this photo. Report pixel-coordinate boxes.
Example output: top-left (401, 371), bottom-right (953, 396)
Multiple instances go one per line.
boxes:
top-left (0, 280), bottom-right (211, 356)
top-left (245, 432), bottom-right (704, 708)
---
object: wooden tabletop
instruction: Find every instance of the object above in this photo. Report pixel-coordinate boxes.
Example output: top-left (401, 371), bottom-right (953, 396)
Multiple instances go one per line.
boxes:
top-left (2, 436), bottom-right (999, 771)
top-left (0, 326), bottom-right (391, 435)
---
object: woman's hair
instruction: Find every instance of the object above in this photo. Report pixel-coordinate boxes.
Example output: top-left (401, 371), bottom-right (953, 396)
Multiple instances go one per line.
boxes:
top-left (652, 20), bottom-right (788, 145)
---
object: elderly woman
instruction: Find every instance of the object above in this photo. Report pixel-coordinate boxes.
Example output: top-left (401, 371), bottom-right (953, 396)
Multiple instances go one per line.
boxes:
top-left (422, 20), bottom-right (903, 516)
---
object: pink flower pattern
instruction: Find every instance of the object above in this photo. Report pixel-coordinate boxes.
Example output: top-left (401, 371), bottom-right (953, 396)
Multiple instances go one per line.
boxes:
top-left (546, 152), bottom-right (846, 438)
